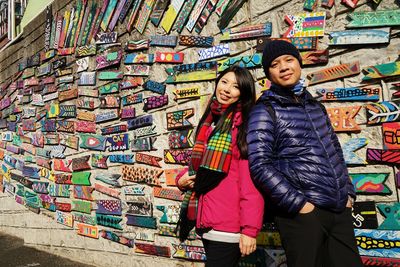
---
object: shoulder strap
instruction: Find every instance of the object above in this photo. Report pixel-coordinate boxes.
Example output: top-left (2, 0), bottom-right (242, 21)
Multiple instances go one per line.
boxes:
top-left (256, 98), bottom-right (277, 154)
top-left (258, 98), bottom-right (276, 123)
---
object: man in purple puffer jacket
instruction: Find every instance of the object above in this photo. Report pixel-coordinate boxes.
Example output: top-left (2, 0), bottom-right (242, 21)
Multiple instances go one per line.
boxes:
top-left (247, 40), bottom-right (363, 267)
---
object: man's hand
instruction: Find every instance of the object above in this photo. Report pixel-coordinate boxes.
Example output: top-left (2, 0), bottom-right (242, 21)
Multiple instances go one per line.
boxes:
top-left (239, 234), bottom-right (257, 257)
top-left (299, 202), bottom-right (315, 214)
top-left (346, 196), bottom-right (354, 208)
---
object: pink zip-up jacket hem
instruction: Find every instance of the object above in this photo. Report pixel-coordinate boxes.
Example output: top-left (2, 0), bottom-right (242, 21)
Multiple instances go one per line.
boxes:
top-left (177, 112), bottom-right (264, 238)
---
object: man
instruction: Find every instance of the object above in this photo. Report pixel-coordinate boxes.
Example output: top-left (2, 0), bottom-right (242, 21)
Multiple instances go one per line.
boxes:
top-left (247, 40), bottom-right (363, 267)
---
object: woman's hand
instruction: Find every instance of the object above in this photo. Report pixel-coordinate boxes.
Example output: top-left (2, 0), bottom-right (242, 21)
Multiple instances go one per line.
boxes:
top-left (177, 174), bottom-right (196, 189)
top-left (239, 234), bottom-right (257, 257)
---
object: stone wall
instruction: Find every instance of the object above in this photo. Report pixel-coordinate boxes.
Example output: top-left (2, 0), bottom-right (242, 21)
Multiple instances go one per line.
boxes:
top-left (0, 0), bottom-right (399, 266)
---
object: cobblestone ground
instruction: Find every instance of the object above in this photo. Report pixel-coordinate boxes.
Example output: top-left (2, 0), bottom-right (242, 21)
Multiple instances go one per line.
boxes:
top-left (0, 232), bottom-right (95, 267)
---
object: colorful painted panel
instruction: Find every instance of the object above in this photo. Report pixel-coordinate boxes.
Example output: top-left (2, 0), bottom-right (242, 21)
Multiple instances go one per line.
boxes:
top-left (307, 61), bottom-right (361, 85)
top-left (361, 256), bottom-right (400, 266)
top-left (326, 106), bottom-right (361, 132)
top-left (153, 187), bottom-right (184, 201)
top-left (94, 183), bottom-right (120, 198)
top-left (96, 200), bottom-right (122, 215)
top-left (56, 210), bottom-right (73, 227)
top-left (135, 153), bottom-right (162, 167)
top-left (149, 0), bottom-right (170, 27)
top-left (127, 114), bottom-right (153, 130)
top-left (168, 129), bottom-right (194, 149)
top-left (72, 212), bottom-right (97, 226)
top-left (96, 213), bottom-right (122, 230)
top-left (166, 61), bottom-right (217, 83)
top-left (131, 136), bottom-right (156, 151)
top-left (73, 185), bottom-right (94, 201)
top-left (343, 138), bottom-right (368, 165)
top-left (377, 203), bottom-right (400, 230)
top-left (96, 50), bottom-right (122, 70)
top-left (367, 148), bottom-right (400, 165)
top-left (91, 154), bottom-right (108, 169)
top-left (109, 154), bottom-right (135, 165)
top-left (95, 174), bottom-right (121, 187)
top-left (143, 95), bottom-right (168, 111)
top-left (107, 133), bottom-right (129, 151)
top-left (198, 44), bottom-right (230, 61)
top-left (220, 23), bottom-right (272, 42)
top-left (150, 35), bottom-right (178, 47)
top-left (362, 62), bottom-right (400, 81)
top-left (124, 53), bottom-right (154, 64)
top-left (80, 134), bottom-right (107, 151)
top-left (178, 35), bottom-right (213, 47)
top-left (76, 223), bottom-right (99, 239)
top-left (100, 230), bottom-right (134, 247)
top-left (382, 122), bottom-right (400, 151)
top-left (125, 39), bottom-right (150, 51)
top-left (121, 165), bottom-right (162, 186)
top-left (355, 229), bottom-right (400, 258)
top-left (166, 108), bottom-right (194, 130)
top-left (172, 244), bottom-right (206, 261)
top-left (284, 12), bottom-right (326, 37)
top-left (300, 50), bottom-right (329, 66)
top-left (347, 10), bottom-right (400, 28)
top-left (126, 197), bottom-right (152, 216)
top-left (217, 54), bottom-right (262, 72)
top-left (48, 184), bottom-right (70, 198)
top-left (317, 85), bottom-right (380, 102)
top-left (350, 173), bottom-right (391, 195)
top-left (124, 65), bottom-right (151, 76)
top-left (159, 0), bottom-right (185, 34)
top-left (164, 149), bottom-right (192, 165)
top-left (329, 28), bottom-right (390, 45)
top-left (366, 102), bottom-right (400, 125)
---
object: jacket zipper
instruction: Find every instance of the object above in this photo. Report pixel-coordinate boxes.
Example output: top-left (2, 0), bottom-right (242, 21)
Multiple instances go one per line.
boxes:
top-left (198, 194), bottom-right (204, 228)
top-left (303, 102), bottom-right (340, 199)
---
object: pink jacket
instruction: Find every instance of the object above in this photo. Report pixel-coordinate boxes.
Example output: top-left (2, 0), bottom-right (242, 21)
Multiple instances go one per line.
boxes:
top-left (177, 113), bottom-right (264, 238)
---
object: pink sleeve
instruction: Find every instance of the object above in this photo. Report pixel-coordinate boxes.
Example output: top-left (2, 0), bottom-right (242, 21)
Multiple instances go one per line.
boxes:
top-left (239, 158), bottom-right (264, 238)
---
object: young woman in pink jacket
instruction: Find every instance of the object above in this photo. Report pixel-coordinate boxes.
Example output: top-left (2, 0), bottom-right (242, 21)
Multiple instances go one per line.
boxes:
top-left (176, 65), bottom-right (264, 267)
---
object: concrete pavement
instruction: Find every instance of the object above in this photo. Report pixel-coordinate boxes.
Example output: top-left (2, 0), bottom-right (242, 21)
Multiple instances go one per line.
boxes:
top-left (0, 232), bottom-right (95, 267)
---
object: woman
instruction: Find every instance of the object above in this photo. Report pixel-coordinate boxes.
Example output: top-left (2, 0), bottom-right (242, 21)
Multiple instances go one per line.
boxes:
top-left (176, 65), bottom-right (264, 267)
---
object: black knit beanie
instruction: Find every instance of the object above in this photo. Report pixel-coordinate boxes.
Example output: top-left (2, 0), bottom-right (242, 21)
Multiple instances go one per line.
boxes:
top-left (262, 40), bottom-right (302, 78)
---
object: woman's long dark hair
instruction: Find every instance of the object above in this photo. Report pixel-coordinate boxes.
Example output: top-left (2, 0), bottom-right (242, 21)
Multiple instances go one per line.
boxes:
top-left (196, 65), bottom-right (256, 159)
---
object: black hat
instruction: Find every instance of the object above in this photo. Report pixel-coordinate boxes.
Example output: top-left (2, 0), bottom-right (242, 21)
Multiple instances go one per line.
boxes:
top-left (262, 40), bottom-right (302, 78)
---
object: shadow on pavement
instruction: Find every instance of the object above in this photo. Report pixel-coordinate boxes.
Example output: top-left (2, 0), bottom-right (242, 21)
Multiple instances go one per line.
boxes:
top-left (0, 232), bottom-right (95, 267)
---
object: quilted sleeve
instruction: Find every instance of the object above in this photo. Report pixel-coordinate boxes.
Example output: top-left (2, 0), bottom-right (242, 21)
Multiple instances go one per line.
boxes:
top-left (247, 103), bottom-right (307, 214)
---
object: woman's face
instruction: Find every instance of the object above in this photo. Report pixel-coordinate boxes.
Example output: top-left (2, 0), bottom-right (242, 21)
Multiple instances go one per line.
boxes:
top-left (215, 71), bottom-right (241, 105)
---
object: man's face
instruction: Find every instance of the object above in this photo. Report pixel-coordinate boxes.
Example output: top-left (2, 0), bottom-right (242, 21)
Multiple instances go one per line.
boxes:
top-left (268, 55), bottom-right (301, 88)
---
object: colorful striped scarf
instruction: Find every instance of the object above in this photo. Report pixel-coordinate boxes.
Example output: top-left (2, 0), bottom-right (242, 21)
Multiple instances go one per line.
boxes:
top-left (178, 99), bottom-right (238, 241)
top-left (190, 99), bottom-right (233, 174)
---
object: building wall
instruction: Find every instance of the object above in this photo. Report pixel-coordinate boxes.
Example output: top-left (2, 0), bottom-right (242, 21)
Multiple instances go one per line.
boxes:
top-left (0, 0), bottom-right (399, 266)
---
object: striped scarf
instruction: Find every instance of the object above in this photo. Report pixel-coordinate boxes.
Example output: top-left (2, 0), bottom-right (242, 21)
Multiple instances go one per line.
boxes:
top-left (190, 99), bottom-right (233, 174)
top-left (177, 99), bottom-right (238, 241)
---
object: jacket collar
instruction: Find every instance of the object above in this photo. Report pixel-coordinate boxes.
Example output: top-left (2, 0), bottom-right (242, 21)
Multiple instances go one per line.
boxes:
top-left (260, 84), bottom-right (315, 105)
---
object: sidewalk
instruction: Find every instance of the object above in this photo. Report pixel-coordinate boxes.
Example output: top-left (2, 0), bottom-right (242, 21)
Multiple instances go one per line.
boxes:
top-left (0, 232), bottom-right (95, 267)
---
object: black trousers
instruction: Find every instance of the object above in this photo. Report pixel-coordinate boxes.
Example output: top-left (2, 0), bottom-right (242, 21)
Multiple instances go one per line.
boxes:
top-left (202, 239), bottom-right (241, 267)
top-left (275, 207), bottom-right (363, 267)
